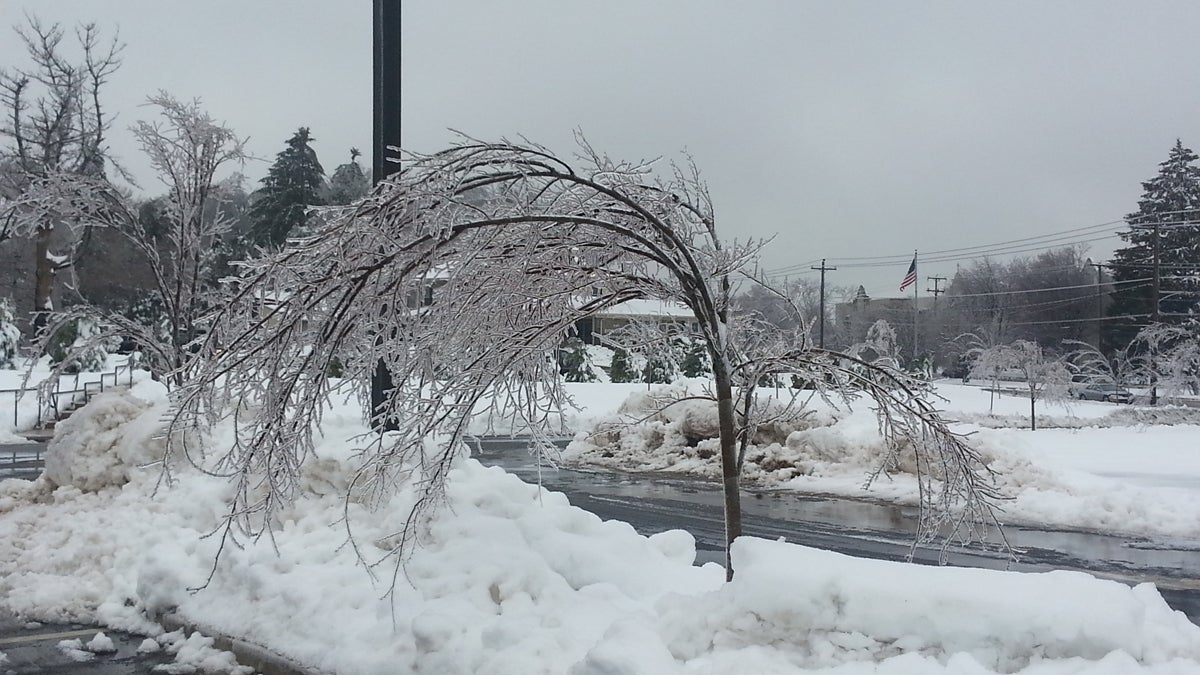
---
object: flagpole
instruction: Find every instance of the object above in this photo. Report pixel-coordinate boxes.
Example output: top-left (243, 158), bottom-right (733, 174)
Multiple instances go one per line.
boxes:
top-left (912, 250), bottom-right (919, 365)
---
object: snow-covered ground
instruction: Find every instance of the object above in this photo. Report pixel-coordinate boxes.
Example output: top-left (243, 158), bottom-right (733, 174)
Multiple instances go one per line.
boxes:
top-left (561, 380), bottom-right (1200, 540)
top-left (1, 378), bottom-right (1199, 673)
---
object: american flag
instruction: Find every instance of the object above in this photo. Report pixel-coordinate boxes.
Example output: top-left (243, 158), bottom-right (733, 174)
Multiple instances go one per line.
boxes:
top-left (899, 254), bottom-right (917, 292)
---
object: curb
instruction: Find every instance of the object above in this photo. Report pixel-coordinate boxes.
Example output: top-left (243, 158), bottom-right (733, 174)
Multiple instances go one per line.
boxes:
top-left (161, 613), bottom-right (322, 675)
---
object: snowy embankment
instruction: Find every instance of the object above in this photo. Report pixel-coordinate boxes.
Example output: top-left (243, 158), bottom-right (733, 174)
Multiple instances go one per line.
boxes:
top-left (1, 383), bottom-right (1199, 673)
top-left (561, 381), bottom-right (1200, 540)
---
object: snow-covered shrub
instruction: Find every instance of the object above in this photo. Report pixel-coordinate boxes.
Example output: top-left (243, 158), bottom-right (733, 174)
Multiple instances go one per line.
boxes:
top-left (43, 384), bottom-right (171, 491)
top-left (609, 347), bottom-right (637, 383)
top-left (47, 318), bottom-right (109, 374)
top-left (678, 338), bottom-right (710, 378)
top-left (559, 337), bottom-right (599, 382)
top-left (0, 296), bottom-right (20, 369)
top-left (641, 350), bottom-right (676, 384)
top-left (848, 319), bottom-right (900, 369)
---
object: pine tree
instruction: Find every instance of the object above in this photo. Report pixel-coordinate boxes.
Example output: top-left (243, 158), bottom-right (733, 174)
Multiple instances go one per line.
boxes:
top-left (679, 338), bottom-right (711, 377)
top-left (247, 127), bottom-right (325, 248)
top-left (323, 147), bottom-right (370, 205)
top-left (558, 337), bottom-right (598, 382)
top-left (609, 347), bottom-right (636, 383)
top-left (641, 350), bottom-right (676, 384)
top-left (1107, 140), bottom-right (1200, 350)
top-left (47, 318), bottom-right (108, 373)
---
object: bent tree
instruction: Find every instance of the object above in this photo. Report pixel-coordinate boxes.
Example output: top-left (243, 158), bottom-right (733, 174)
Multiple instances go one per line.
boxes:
top-left (175, 138), bottom-right (1002, 578)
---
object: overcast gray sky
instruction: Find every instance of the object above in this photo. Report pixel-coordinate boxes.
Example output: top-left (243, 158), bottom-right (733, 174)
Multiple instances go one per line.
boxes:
top-left (6, 1), bottom-right (1200, 297)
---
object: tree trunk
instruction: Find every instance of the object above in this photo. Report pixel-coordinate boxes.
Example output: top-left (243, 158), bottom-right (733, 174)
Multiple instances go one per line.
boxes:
top-left (32, 224), bottom-right (55, 333)
top-left (712, 358), bottom-right (742, 581)
top-left (1029, 392), bottom-right (1036, 431)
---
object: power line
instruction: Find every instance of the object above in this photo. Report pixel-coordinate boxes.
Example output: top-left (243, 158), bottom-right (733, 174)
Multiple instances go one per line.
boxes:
top-left (944, 277), bottom-right (1150, 299)
top-left (834, 233), bottom-right (1121, 269)
top-left (765, 218), bottom-right (1125, 276)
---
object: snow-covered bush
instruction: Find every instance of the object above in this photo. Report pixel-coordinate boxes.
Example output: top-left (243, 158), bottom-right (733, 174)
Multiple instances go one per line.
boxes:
top-left (678, 337), bottom-right (711, 377)
top-left (641, 350), bottom-right (677, 384)
top-left (0, 296), bottom-right (20, 369)
top-left (46, 318), bottom-right (109, 374)
top-left (559, 337), bottom-right (599, 382)
top-left (849, 319), bottom-right (901, 369)
top-left (609, 347), bottom-right (637, 383)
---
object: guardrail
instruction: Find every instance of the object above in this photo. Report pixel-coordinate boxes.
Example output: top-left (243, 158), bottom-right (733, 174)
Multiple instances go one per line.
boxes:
top-left (2, 358), bottom-right (138, 431)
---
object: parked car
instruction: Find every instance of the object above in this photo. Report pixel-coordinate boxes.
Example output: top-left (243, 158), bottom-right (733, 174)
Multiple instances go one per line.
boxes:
top-left (1072, 383), bottom-right (1134, 404)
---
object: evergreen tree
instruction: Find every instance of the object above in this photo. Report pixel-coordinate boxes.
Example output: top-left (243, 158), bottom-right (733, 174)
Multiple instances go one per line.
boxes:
top-left (247, 127), bottom-right (325, 248)
top-left (609, 347), bottom-right (636, 383)
top-left (678, 338), bottom-right (711, 377)
top-left (641, 350), bottom-right (676, 384)
top-left (558, 337), bottom-right (598, 382)
top-left (1108, 140), bottom-right (1200, 349)
top-left (47, 318), bottom-right (108, 374)
top-left (322, 147), bottom-right (370, 205)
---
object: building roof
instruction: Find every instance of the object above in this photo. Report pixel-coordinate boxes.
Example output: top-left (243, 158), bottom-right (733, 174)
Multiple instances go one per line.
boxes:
top-left (592, 298), bottom-right (694, 320)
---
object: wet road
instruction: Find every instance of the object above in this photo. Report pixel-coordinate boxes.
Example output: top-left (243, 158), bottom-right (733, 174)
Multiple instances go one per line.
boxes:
top-left (0, 610), bottom-right (175, 674)
top-left (472, 437), bottom-right (1200, 625)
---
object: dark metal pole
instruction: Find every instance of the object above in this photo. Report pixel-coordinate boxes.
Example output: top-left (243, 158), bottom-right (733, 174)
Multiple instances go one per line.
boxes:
top-left (370, 0), bottom-right (402, 431)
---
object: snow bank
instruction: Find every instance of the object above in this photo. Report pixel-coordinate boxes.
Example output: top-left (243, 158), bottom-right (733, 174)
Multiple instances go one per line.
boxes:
top-left (42, 382), bottom-right (170, 491)
top-left (631, 538), bottom-right (1200, 674)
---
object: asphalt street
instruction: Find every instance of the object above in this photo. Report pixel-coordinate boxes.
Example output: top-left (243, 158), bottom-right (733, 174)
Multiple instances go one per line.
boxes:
top-left (0, 611), bottom-right (175, 674)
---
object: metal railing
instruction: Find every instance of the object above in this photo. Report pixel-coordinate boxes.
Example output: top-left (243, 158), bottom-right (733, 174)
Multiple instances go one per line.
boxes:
top-left (0, 443), bottom-right (43, 477)
top-left (2, 357), bottom-right (139, 431)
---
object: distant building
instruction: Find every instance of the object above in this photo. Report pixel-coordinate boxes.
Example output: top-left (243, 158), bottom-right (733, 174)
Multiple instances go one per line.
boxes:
top-left (835, 286), bottom-right (936, 361)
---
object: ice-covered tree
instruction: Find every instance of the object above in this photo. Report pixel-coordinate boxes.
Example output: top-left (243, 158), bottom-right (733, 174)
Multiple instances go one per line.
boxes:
top-left (1125, 322), bottom-right (1200, 398)
top-left (171, 137), bottom-right (1003, 579)
top-left (0, 296), bottom-right (20, 368)
top-left (246, 127), bottom-right (325, 248)
top-left (849, 319), bottom-right (900, 370)
top-left (321, 147), bottom-right (369, 206)
top-left (970, 340), bottom-right (1071, 430)
top-left (0, 17), bottom-right (123, 326)
top-left (34, 94), bottom-right (246, 387)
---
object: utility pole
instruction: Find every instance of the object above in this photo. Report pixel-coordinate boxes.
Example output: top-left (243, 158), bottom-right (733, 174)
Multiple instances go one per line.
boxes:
top-left (811, 259), bottom-right (836, 348)
top-left (925, 276), bottom-right (945, 366)
top-left (1150, 220), bottom-right (1161, 405)
top-left (1091, 261), bottom-right (1109, 350)
top-left (926, 276), bottom-right (946, 311)
top-left (370, 0), bottom-right (402, 431)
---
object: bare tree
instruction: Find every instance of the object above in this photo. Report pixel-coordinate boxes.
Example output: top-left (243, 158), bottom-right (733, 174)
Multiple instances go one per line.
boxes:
top-left (0, 16), bottom-right (123, 322)
top-left (171, 138), bottom-right (1003, 580)
top-left (33, 94), bottom-right (246, 387)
